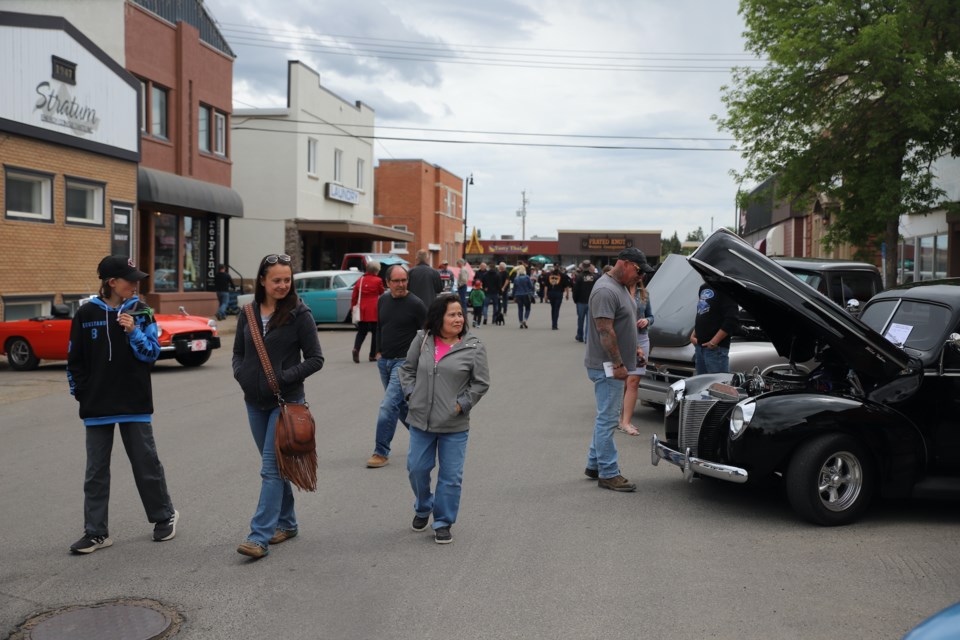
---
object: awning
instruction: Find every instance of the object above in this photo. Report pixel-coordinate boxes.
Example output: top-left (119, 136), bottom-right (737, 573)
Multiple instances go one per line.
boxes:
top-left (295, 219), bottom-right (414, 242)
top-left (138, 167), bottom-right (244, 218)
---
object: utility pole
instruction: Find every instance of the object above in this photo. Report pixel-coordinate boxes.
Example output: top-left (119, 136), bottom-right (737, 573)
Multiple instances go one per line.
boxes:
top-left (516, 190), bottom-right (529, 241)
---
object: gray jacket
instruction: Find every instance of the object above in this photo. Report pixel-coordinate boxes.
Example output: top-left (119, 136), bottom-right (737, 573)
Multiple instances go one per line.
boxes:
top-left (399, 330), bottom-right (490, 433)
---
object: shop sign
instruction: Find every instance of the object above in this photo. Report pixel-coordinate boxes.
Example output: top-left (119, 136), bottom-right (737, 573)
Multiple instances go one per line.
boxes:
top-left (326, 183), bottom-right (360, 205)
top-left (487, 244), bottom-right (530, 254)
top-left (0, 25), bottom-right (138, 153)
top-left (205, 217), bottom-right (218, 289)
top-left (581, 236), bottom-right (633, 252)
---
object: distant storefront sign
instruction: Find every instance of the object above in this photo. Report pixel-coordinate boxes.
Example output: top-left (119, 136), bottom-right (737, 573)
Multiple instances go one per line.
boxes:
top-left (487, 244), bottom-right (529, 254)
top-left (581, 236), bottom-right (633, 252)
top-left (326, 183), bottom-right (360, 205)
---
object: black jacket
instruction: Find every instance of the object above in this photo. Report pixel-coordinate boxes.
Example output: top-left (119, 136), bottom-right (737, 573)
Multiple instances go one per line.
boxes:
top-left (408, 263), bottom-right (442, 309)
top-left (67, 296), bottom-right (160, 422)
top-left (233, 301), bottom-right (325, 409)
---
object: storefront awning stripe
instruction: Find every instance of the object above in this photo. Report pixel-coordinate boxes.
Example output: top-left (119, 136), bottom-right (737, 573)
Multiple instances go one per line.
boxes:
top-left (138, 167), bottom-right (243, 218)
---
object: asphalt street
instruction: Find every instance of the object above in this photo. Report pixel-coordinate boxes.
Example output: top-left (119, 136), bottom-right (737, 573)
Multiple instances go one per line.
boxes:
top-left (1, 300), bottom-right (959, 639)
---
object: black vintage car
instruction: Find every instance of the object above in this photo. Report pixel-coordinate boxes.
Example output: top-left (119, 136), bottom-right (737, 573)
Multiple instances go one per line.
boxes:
top-left (651, 229), bottom-right (960, 525)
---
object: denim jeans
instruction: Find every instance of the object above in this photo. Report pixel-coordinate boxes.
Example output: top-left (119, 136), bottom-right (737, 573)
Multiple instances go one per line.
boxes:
top-left (548, 293), bottom-right (564, 328)
top-left (375, 358), bottom-right (409, 457)
top-left (408, 427), bottom-right (469, 530)
top-left (482, 292), bottom-right (500, 321)
top-left (245, 399), bottom-right (302, 546)
top-left (575, 303), bottom-right (590, 340)
top-left (458, 288), bottom-right (468, 313)
top-left (694, 344), bottom-right (730, 375)
top-left (515, 294), bottom-right (531, 323)
top-left (585, 368), bottom-right (625, 479)
top-left (216, 291), bottom-right (229, 317)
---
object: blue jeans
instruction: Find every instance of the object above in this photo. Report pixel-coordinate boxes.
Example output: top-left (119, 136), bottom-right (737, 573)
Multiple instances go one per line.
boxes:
top-left (216, 291), bottom-right (229, 317)
top-left (575, 303), bottom-right (590, 340)
top-left (695, 344), bottom-right (730, 375)
top-left (458, 288), bottom-right (468, 313)
top-left (515, 294), bottom-right (531, 323)
top-left (548, 293), bottom-right (564, 328)
top-left (482, 292), bottom-right (500, 321)
top-left (585, 368), bottom-right (625, 479)
top-left (375, 358), bottom-right (409, 457)
top-left (245, 399), bottom-right (302, 547)
top-left (408, 427), bottom-right (469, 530)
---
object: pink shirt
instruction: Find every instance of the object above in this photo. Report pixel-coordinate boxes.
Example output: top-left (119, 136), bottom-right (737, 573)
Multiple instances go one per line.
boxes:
top-left (434, 340), bottom-right (456, 363)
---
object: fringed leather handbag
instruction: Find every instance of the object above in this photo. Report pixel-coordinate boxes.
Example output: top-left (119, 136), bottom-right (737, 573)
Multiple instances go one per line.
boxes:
top-left (244, 304), bottom-right (317, 491)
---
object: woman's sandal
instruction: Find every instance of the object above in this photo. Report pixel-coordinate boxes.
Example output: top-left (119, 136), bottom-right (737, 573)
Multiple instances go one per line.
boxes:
top-left (617, 424), bottom-right (641, 436)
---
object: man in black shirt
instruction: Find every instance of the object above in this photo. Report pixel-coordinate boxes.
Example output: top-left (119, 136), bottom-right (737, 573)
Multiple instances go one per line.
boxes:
top-left (214, 264), bottom-right (234, 320)
top-left (543, 265), bottom-right (572, 330)
top-left (367, 264), bottom-right (427, 468)
top-left (690, 282), bottom-right (739, 375)
top-left (572, 260), bottom-right (598, 342)
top-left (408, 250), bottom-right (442, 309)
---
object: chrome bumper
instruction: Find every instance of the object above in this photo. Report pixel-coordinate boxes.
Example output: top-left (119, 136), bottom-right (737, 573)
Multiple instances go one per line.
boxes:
top-left (650, 433), bottom-right (748, 484)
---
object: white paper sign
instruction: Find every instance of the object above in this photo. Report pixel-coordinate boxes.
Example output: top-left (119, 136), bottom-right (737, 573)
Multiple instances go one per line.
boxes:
top-left (884, 322), bottom-right (913, 346)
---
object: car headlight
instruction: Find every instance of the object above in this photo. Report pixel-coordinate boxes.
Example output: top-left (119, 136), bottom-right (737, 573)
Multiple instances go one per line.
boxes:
top-left (664, 380), bottom-right (685, 416)
top-left (207, 318), bottom-right (219, 336)
top-left (729, 401), bottom-right (756, 440)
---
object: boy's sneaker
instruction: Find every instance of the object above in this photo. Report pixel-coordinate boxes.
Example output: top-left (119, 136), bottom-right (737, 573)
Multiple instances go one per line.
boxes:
top-left (411, 515), bottom-right (430, 532)
top-left (153, 510), bottom-right (179, 541)
top-left (434, 526), bottom-right (453, 544)
top-left (70, 534), bottom-right (112, 554)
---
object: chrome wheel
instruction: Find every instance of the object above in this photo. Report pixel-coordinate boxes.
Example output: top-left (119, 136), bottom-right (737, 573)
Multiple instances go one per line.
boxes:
top-left (817, 451), bottom-right (863, 512)
top-left (7, 338), bottom-right (39, 371)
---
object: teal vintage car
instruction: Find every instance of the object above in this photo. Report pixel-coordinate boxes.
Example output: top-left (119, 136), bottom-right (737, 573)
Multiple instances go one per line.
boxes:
top-left (237, 270), bottom-right (362, 324)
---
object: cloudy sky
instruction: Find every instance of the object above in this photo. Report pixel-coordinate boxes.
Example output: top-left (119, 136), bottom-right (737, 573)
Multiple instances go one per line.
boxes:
top-left (205, 0), bottom-right (756, 242)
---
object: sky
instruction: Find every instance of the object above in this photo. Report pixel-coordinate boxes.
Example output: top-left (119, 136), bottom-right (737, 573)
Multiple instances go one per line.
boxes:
top-left (205, 0), bottom-right (755, 242)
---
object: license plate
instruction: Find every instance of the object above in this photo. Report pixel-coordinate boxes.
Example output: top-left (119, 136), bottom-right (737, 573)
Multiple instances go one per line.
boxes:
top-left (188, 339), bottom-right (208, 351)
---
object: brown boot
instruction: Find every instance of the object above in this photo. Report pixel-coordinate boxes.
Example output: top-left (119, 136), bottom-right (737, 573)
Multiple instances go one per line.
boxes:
top-left (352, 349), bottom-right (360, 363)
top-left (366, 454), bottom-right (389, 468)
top-left (598, 475), bottom-right (637, 492)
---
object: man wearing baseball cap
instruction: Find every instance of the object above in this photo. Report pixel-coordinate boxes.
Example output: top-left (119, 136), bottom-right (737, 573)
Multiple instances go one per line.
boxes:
top-left (66, 256), bottom-right (179, 554)
top-left (581, 247), bottom-right (652, 492)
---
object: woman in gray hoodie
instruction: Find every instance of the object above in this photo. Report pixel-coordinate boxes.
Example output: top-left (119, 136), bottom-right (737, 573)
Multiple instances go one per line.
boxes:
top-left (400, 293), bottom-right (490, 544)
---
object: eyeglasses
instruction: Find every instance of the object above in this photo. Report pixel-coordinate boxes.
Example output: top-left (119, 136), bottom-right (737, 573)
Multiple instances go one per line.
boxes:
top-left (264, 254), bottom-right (291, 265)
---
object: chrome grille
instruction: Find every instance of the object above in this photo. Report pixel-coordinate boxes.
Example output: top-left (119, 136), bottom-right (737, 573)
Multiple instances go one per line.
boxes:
top-left (678, 399), bottom-right (736, 458)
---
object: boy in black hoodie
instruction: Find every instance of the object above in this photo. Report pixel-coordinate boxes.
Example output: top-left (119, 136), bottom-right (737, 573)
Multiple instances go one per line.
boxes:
top-left (66, 256), bottom-right (178, 554)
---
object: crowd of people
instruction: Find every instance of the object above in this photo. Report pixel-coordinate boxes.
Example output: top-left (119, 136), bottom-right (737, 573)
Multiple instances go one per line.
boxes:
top-left (65, 246), bottom-right (671, 559)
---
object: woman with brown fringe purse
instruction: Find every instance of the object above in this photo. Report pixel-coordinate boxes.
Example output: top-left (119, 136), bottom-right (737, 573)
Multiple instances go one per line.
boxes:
top-left (232, 253), bottom-right (324, 560)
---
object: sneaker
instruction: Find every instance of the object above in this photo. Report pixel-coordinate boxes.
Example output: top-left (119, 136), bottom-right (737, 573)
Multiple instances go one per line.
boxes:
top-left (153, 510), bottom-right (179, 541)
top-left (237, 540), bottom-right (269, 559)
top-left (584, 467), bottom-right (599, 479)
top-left (434, 526), bottom-right (453, 544)
top-left (70, 533), bottom-right (112, 555)
top-left (598, 475), bottom-right (637, 492)
top-left (411, 515), bottom-right (430, 532)
top-left (269, 528), bottom-right (298, 544)
top-left (366, 453), bottom-right (389, 468)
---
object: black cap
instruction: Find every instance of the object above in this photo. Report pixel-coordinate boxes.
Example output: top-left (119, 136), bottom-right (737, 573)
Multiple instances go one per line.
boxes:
top-left (98, 255), bottom-right (148, 281)
top-left (617, 247), bottom-right (654, 273)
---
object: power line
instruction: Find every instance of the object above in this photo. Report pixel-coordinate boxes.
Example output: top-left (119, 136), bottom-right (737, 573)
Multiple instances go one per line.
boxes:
top-left (229, 125), bottom-right (738, 151)
top-left (230, 116), bottom-right (736, 142)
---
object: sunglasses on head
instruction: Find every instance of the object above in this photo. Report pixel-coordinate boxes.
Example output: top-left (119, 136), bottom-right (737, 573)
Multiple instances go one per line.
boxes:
top-left (264, 254), bottom-right (291, 265)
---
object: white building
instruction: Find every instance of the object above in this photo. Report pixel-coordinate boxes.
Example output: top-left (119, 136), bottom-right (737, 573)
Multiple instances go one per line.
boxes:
top-left (230, 61), bottom-right (411, 279)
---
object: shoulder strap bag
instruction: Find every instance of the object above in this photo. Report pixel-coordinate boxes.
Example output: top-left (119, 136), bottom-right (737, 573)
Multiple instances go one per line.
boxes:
top-left (244, 303), bottom-right (317, 492)
top-left (352, 280), bottom-right (362, 324)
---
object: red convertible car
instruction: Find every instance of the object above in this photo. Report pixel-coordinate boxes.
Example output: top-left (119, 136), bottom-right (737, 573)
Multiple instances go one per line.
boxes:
top-left (0, 302), bottom-right (220, 370)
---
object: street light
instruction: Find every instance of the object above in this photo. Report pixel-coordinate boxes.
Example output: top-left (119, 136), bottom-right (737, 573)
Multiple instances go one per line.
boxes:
top-left (462, 173), bottom-right (474, 259)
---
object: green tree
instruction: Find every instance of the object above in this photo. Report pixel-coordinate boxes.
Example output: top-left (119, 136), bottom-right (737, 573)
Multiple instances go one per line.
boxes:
top-left (662, 232), bottom-right (682, 257)
top-left (685, 226), bottom-right (705, 242)
top-left (717, 0), bottom-right (960, 284)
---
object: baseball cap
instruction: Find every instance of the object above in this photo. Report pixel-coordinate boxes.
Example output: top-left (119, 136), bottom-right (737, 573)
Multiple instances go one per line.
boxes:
top-left (98, 255), bottom-right (149, 281)
top-left (617, 247), bottom-right (654, 273)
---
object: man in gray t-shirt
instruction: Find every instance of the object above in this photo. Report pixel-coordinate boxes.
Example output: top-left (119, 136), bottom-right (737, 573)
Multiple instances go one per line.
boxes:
top-left (583, 247), bottom-right (654, 492)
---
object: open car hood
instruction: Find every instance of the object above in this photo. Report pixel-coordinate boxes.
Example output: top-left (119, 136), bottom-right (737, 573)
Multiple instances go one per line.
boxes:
top-left (689, 229), bottom-right (913, 385)
top-left (646, 254), bottom-right (704, 348)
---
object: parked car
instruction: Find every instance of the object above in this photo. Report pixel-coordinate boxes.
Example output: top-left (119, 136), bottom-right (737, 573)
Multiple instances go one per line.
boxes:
top-left (639, 254), bottom-right (881, 406)
top-left (238, 270), bottom-right (363, 324)
top-left (0, 301), bottom-right (220, 370)
top-left (340, 253), bottom-right (408, 279)
top-left (650, 228), bottom-right (960, 525)
top-left (903, 602), bottom-right (960, 639)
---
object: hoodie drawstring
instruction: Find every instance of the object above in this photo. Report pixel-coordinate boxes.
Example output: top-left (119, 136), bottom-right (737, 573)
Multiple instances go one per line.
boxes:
top-left (105, 305), bottom-right (113, 362)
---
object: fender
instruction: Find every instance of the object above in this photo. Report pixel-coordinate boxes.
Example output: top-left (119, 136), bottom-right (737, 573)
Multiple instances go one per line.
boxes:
top-left (729, 391), bottom-right (925, 494)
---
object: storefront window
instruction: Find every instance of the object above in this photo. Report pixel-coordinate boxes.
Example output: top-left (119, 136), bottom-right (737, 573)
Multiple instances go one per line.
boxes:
top-left (919, 236), bottom-right (935, 281)
top-left (898, 240), bottom-right (916, 284)
top-left (154, 213), bottom-right (178, 291)
top-left (183, 216), bottom-right (204, 291)
top-left (935, 234), bottom-right (948, 279)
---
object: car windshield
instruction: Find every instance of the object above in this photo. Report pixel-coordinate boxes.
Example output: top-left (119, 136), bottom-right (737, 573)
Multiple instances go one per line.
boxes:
top-left (334, 273), bottom-right (362, 289)
top-left (860, 299), bottom-right (951, 351)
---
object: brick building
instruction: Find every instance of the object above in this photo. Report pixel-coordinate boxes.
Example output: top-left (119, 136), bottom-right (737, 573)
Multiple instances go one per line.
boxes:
top-left (374, 160), bottom-right (465, 266)
top-left (0, 11), bottom-right (139, 320)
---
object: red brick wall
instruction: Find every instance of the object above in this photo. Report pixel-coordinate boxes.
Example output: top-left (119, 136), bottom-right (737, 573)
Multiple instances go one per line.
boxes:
top-left (0, 135), bottom-right (137, 318)
top-left (125, 3), bottom-right (233, 186)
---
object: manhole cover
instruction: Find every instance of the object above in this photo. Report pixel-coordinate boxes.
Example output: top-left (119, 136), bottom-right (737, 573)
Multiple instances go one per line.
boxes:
top-left (13, 599), bottom-right (180, 640)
